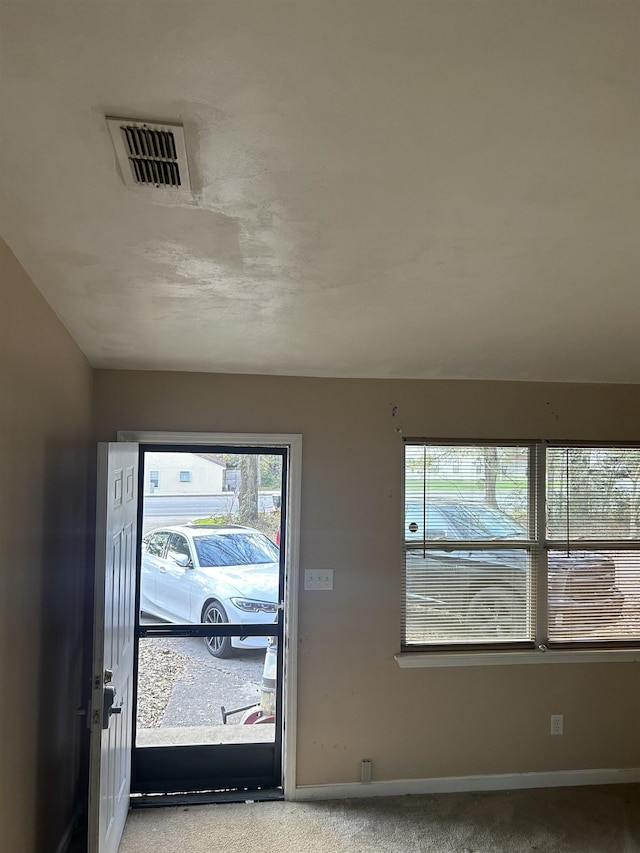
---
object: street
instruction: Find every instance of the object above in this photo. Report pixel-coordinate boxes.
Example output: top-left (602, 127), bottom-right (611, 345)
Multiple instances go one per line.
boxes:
top-left (144, 494), bottom-right (236, 517)
top-left (142, 493), bottom-right (279, 534)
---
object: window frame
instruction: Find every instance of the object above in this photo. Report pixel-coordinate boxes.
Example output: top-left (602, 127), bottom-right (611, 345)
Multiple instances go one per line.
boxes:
top-left (398, 439), bottom-right (640, 667)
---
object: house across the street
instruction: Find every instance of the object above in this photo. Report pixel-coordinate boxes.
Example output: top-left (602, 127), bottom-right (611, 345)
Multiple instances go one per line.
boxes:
top-left (144, 451), bottom-right (226, 496)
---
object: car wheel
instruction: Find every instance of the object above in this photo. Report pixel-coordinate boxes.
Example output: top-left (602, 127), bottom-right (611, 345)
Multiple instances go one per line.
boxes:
top-left (467, 587), bottom-right (523, 637)
top-left (202, 601), bottom-right (233, 658)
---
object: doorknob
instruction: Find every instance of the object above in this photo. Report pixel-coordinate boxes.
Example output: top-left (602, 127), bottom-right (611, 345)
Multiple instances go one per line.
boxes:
top-left (102, 685), bottom-right (122, 729)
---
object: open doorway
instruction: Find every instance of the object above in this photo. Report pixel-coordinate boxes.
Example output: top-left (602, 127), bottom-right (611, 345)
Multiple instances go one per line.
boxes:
top-left (129, 440), bottom-right (296, 801)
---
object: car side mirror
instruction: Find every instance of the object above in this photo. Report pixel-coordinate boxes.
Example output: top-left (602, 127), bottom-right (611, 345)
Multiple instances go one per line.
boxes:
top-left (172, 554), bottom-right (191, 569)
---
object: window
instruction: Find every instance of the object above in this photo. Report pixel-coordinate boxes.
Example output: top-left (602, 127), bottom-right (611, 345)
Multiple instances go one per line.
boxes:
top-left (402, 442), bottom-right (640, 653)
top-left (144, 531), bottom-right (170, 557)
top-left (179, 470), bottom-right (192, 482)
top-left (149, 470), bottom-right (159, 488)
top-left (167, 533), bottom-right (192, 566)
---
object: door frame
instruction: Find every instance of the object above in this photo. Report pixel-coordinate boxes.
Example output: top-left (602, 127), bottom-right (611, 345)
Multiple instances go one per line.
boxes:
top-left (118, 430), bottom-right (302, 799)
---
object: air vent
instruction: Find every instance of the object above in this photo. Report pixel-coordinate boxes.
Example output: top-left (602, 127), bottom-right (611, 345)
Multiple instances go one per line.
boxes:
top-left (106, 117), bottom-right (192, 191)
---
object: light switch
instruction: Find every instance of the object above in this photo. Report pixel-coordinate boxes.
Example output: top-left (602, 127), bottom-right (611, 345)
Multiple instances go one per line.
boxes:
top-left (304, 569), bottom-right (334, 590)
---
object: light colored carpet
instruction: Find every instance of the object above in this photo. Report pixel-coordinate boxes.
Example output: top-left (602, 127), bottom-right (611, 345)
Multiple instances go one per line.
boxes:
top-left (118, 784), bottom-right (640, 853)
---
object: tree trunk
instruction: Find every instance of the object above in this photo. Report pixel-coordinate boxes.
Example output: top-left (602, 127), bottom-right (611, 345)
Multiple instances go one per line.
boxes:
top-left (483, 447), bottom-right (499, 508)
top-left (238, 454), bottom-right (259, 524)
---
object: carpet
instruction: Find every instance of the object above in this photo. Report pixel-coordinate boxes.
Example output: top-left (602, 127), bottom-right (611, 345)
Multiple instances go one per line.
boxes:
top-left (118, 784), bottom-right (640, 852)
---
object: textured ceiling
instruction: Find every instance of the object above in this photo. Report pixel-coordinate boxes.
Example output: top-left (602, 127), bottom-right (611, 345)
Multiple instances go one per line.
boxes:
top-left (1, 1), bottom-right (639, 381)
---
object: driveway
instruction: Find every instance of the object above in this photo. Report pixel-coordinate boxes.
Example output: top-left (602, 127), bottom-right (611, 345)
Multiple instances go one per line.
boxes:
top-left (136, 637), bottom-right (270, 745)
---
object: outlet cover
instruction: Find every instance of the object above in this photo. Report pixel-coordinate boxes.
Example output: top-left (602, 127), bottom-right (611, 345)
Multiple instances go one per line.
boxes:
top-left (551, 714), bottom-right (564, 735)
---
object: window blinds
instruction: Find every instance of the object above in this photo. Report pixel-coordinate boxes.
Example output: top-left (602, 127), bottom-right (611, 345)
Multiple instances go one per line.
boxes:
top-left (402, 442), bottom-right (640, 651)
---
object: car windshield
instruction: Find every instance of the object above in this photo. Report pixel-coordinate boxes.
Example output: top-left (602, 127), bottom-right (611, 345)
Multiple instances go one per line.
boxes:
top-left (193, 532), bottom-right (279, 567)
top-left (440, 503), bottom-right (526, 539)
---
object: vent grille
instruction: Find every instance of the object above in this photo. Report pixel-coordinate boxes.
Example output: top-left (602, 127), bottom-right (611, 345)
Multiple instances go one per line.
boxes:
top-left (121, 125), bottom-right (181, 187)
top-left (106, 117), bottom-right (191, 191)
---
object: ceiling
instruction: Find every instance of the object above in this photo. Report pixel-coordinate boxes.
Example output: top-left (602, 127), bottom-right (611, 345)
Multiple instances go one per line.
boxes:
top-left (1, 1), bottom-right (639, 382)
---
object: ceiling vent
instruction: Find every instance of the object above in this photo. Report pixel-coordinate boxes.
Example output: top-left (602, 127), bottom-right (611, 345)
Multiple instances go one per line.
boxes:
top-left (106, 117), bottom-right (192, 191)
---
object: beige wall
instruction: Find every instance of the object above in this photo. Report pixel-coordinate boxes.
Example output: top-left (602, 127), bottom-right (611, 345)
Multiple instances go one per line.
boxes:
top-left (2, 241), bottom-right (637, 848)
top-left (0, 239), bottom-right (93, 852)
top-left (94, 371), bottom-right (640, 787)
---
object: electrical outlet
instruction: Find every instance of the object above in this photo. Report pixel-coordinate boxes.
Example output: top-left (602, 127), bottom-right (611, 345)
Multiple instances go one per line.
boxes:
top-left (304, 569), bottom-right (334, 590)
top-left (550, 714), bottom-right (564, 735)
top-left (361, 759), bottom-right (372, 784)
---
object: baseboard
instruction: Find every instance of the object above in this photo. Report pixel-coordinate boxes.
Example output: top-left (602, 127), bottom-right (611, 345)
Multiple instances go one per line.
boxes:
top-left (293, 767), bottom-right (640, 801)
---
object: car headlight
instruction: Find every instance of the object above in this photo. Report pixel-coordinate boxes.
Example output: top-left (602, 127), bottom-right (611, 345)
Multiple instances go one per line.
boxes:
top-left (230, 598), bottom-right (278, 613)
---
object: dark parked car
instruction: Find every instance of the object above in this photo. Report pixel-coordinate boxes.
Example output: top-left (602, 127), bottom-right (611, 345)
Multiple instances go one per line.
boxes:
top-left (404, 501), bottom-right (624, 639)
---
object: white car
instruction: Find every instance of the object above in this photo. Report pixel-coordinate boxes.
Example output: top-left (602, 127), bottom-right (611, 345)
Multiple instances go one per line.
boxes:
top-left (140, 523), bottom-right (280, 658)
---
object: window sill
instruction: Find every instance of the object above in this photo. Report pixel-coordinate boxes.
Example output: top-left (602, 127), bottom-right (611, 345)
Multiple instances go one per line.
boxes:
top-left (395, 648), bottom-right (640, 668)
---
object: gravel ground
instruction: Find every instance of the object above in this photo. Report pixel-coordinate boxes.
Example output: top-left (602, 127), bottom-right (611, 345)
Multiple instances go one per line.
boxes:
top-left (136, 639), bottom-right (190, 728)
top-left (136, 637), bottom-right (265, 730)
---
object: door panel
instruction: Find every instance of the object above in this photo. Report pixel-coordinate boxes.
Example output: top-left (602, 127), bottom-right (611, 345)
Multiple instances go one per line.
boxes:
top-left (88, 444), bottom-right (138, 853)
top-left (133, 743), bottom-right (277, 794)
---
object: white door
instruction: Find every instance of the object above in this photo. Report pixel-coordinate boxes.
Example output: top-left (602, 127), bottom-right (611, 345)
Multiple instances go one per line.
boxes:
top-left (88, 443), bottom-right (138, 853)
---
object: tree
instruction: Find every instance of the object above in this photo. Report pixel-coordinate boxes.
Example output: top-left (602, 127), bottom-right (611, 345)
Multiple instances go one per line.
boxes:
top-left (482, 447), bottom-right (499, 508)
top-left (238, 454), bottom-right (259, 524)
top-left (628, 455), bottom-right (640, 537)
top-left (259, 454), bottom-right (282, 490)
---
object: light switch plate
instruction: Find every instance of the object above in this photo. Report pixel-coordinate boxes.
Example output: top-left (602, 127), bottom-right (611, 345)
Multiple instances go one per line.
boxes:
top-left (304, 569), bottom-right (334, 590)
